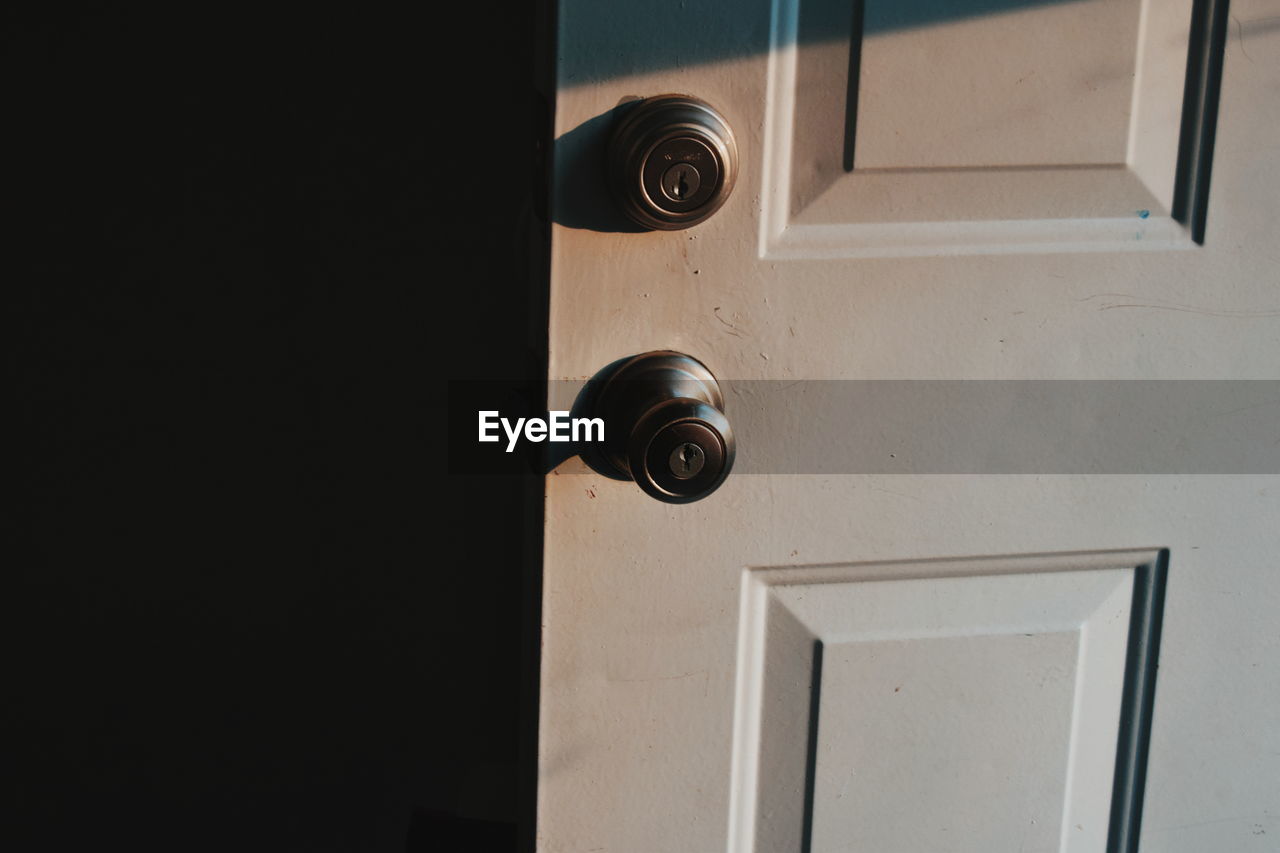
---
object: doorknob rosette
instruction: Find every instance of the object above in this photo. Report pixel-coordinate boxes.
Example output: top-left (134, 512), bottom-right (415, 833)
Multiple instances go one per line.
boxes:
top-left (593, 351), bottom-right (735, 503)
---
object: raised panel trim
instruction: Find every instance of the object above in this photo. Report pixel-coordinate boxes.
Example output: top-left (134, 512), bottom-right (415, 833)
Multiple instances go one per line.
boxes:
top-left (728, 549), bottom-right (1168, 853)
top-left (759, 0), bottom-right (1227, 258)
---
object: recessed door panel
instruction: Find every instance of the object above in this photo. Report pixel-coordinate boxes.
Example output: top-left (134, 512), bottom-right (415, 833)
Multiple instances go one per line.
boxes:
top-left (768, 0), bottom-right (1219, 254)
top-left (731, 552), bottom-right (1163, 853)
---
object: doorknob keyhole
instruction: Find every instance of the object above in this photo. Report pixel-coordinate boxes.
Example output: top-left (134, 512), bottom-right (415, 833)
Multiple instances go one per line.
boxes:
top-left (669, 441), bottom-right (706, 479)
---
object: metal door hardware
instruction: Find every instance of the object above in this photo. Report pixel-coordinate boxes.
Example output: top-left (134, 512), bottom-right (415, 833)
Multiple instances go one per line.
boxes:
top-left (607, 95), bottom-right (738, 231)
top-left (592, 351), bottom-right (734, 503)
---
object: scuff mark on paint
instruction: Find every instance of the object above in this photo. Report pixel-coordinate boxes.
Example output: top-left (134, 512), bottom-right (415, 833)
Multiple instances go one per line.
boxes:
top-left (1080, 293), bottom-right (1280, 318)
top-left (713, 306), bottom-right (744, 337)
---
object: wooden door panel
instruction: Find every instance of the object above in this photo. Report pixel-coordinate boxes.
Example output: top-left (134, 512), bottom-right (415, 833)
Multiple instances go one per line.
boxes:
top-left (770, 0), bottom-right (1207, 255)
top-left (732, 553), bottom-right (1158, 853)
top-left (544, 0), bottom-right (1280, 848)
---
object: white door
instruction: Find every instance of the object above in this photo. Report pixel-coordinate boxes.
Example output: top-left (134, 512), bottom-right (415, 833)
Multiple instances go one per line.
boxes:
top-left (540, 1), bottom-right (1280, 851)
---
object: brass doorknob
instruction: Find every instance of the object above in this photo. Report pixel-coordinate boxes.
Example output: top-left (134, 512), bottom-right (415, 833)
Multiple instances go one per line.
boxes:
top-left (593, 351), bottom-right (735, 503)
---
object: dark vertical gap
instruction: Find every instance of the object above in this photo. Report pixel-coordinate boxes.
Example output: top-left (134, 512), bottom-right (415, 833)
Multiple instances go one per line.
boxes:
top-left (1170, 0), bottom-right (1207, 223)
top-left (800, 639), bottom-right (825, 853)
top-left (517, 1), bottom-right (556, 851)
top-left (1171, 0), bottom-right (1230, 244)
top-left (1190, 0), bottom-right (1230, 244)
top-left (1105, 550), bottom-right (1169, 853)
top-left (842, 0), bottom-right (866, 173)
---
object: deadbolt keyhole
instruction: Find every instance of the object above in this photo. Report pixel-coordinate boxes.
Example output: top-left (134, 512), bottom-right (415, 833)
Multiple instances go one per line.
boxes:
top-left (660, 162), bottom-right (701, 204)
top-left (673, 173), bottom-right (688, 199)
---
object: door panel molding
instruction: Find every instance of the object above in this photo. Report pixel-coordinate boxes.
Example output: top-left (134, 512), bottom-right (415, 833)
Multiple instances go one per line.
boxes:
top-left (761, 0), bottom-right (1228, 258)
top-left (730, 549), bottom-right (1167, 853)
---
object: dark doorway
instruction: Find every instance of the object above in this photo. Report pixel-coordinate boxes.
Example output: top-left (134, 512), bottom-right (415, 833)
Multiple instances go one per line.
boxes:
top-left (11, 6), bottom-right (550, 851)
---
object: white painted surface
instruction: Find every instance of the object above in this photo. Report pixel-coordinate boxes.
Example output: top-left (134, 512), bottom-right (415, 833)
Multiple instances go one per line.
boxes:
top-left (542, 0), bottom-right (1280, 850)
top-left (853, 0), bottom-right (1142, 169)
top-left (733, 555), bottom-right (1139, 853)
